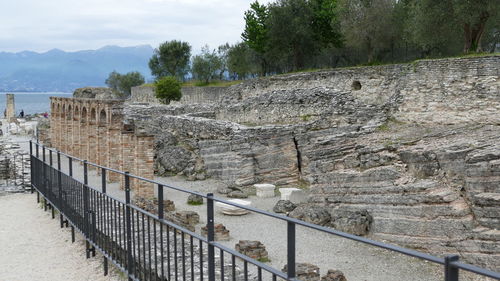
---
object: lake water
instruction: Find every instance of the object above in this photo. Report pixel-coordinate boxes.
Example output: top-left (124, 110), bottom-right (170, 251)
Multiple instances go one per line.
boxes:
top-left (0, 92), bottom-right (72, 116)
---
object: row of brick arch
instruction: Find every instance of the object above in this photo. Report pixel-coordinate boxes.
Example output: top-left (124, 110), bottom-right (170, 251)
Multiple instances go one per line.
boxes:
top-left (49, 97), bottom-right (154, 197)
top-left (50, 98), bottom-right (120, 126)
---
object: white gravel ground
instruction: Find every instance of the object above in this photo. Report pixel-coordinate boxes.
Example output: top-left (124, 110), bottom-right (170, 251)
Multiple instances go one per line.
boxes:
top-left (0, 192), bottom-right (124, 281)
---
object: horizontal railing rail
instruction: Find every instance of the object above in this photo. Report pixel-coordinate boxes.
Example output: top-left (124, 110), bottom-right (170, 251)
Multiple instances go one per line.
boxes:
top-left (30, 141), bottom-right (500, 281)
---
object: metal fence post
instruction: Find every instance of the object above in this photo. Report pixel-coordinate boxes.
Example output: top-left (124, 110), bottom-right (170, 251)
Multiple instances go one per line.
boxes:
top-left (158, 184), bottom-right (165, 280)
top-left (83, 160), bottom-right (90, 258)
top-left (36, 143), bottom-right (39, 158)
top-left (287, 221), bottom-right (296, 280)
top-left (445, 255), bottom-right (459, 281)
top-left (57, 151), bottom-right (63, 228)
top-left (101, 168), bottom-right (106, 193)
top-left (124, 172), bottom-right (134, 281)
top-left (69, 157), bottom-right (73, 177)
top-left (29, 141), bottom-right (33, 194)
top-left (207, 193), bottom-right (215, 281)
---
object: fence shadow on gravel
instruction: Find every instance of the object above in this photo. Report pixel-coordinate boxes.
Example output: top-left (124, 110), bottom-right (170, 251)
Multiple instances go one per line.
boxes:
top-left (29, 141), bottom-right (500, 281)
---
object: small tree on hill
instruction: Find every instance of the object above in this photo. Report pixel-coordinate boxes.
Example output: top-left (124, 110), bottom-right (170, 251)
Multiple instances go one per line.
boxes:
top-left (105, 71), bottom-right (145, 97)
top-left (154, 76), bottom-right (182, 104)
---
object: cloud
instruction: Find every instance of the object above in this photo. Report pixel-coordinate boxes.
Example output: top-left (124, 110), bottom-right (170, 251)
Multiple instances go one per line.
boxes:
top-left (0, 0), bottom-right (275, 53)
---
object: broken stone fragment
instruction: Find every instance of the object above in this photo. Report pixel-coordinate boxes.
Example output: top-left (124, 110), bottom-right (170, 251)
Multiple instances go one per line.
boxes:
top-left (187, 194), bottom-right (204, 205)
top-left (330, 209), bottom-right (373, 236)
top-left (321, 269), bottom-right (347, 281)
top-left (235, 240), bottom-right (269, 260)
top-left (202, 223), bottom-right (230, 241)
top-left (282, 263), bottom-right (320, 281)
top-left (228, 190), bottom-right (248, 198)
top-left (273, 200), bottom-right (297, 214)
top-left (254, 183), bottom-right (276, 198)
top-left (288, 204), bottom-right (331, 226)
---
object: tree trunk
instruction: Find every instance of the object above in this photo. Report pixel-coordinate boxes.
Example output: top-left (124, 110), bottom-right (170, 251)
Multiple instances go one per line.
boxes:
top-left (463, 11), bottom-right (489, 53)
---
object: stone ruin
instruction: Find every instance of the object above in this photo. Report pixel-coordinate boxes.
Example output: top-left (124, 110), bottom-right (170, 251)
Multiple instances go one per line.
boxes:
top-left (46, 56), bottom-right (500, 271)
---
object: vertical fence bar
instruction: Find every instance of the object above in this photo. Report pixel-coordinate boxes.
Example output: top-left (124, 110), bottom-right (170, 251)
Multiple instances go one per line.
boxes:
top-left (69, 157), bottom-right (73, 177)
top-left (83, 160), bottom-right (90, 258)
top-left (207, 193), bottom-right (215, 281)
top-left (445, 255), bottom-right (459, 281)
top-left (287, 221), bottom-right (296, 279)
top-left (29, 141), bottom-right (33, 193)
top-left (42, 146), bottom-right (47, 211)
top-left (158, 184), bottom-right (165, 281)
top-left (57, 151), bottom-right (63, 228)
top-left (36, 143), bottom-right (39, 158)
top-left (125, 172), bottom-right (134, 281)
top-left (101, 168), bottom-right (106, 193)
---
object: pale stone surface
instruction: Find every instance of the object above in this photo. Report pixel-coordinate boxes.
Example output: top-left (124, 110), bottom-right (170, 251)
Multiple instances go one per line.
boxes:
top-left (254, 183), bottom-right (275, 198)
top-left (216, 199), bottom-right (251, 216)
top-left (280, 188), bottom-right (302, 201)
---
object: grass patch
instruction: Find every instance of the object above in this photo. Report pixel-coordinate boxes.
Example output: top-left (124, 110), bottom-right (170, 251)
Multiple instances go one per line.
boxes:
top-left (300, 114), bottom-right (312, 121)
top-left (257, 257), bottom-right (271, 263)
top-left (187, 201), bottom-right (203, 206)
top-left (377, 117), bottom-right (405, 132)
top-left (182, 80), bottom-right (242, 87)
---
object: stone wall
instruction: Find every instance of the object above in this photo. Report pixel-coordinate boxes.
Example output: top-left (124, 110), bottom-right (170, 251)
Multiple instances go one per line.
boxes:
top-left (217, 56), bottom-right (499, 125)
top-left (130, 85), bottom-right (228, 105)
top-left (124, 55), bottom-right (500, 270)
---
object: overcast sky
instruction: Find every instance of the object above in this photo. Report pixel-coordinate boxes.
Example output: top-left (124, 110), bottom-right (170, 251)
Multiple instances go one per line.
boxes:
top-left (0, 0), bottom-right (274, 54)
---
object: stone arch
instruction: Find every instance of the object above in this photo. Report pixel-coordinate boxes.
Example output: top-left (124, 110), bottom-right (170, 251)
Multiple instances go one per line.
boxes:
top-left (67, 104), bottom-right (72, 120)
top-left (90, 108), bottom-right (96, 123)
top-left (99, 109), bottom-right (107, 125)
top-left (74, 106), bottom-right (80, 121)
top-left (81, 107), bottom-right (88, 123)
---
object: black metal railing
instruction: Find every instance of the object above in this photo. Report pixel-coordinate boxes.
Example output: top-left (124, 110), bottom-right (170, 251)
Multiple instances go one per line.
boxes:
top-left (29, 141), bottom-right (500, 281)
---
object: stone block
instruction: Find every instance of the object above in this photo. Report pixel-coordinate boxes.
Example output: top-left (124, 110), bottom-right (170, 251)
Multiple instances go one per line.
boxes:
top-left (289, 189), bottom-right (307, 204)
top-left (187, 194), bottom-right (204, 205)
top-left (280, 188), bottom-right (302, 200)
top-left (202, 223), bottom-right (230, 241)
top-left (321, 270), bottom-right (347, 281)
top-left (254, 183), bottom-right (276, 198)
top-left (216, 199), bottom-right (251, 216)
top-left (235, 240), bottom-right (269, 260)
top-left (282, 263), bottom-right (320, 281)
top-left (273, 200), bottom-right (297, 213)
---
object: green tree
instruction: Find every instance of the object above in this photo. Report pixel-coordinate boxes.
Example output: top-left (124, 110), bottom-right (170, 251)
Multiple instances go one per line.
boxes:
top-left (191, 46), bottom-right (223, 84)
top-left (105, 71), bottom-right (145, 97)
top-left (242, 1), bottom-right (270, 74)
top-left (406, 0), bottom-right (461, 57)
top-left (149, 40), bottom-right (191, 80)
top-left (217, 43), bottom-right (231, 80)
top-left (338, 0), bottom-right (397, 63)
top-left (105, 71), bottom-right (121, 91)
top-left (228, 42), bottom-right (260, 79)
top-left (119, 72), bottom-right (145, 96)
top-left (452, 0), bottom-right (498, 53)
top-left (154, 76), bottom-right (182, 104)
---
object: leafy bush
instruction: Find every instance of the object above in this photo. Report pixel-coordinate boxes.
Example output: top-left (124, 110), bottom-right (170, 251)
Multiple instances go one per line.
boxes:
top-left (154, 76), bottom-right (182, 104)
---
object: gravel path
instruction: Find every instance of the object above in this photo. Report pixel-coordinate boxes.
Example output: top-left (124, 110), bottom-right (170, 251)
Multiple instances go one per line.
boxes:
top-left (0, 193), bottom-right (124, 281)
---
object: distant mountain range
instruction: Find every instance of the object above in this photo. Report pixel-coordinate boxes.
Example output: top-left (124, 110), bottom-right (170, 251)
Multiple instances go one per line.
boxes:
top-left (0, 45), bottom-right (154, 92)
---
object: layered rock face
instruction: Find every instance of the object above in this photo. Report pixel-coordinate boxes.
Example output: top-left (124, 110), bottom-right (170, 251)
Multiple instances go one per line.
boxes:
top-left (127, 56), bottom-right (500, 270)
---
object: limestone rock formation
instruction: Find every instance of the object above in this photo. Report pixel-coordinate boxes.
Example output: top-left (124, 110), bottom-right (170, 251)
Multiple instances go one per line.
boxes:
top-left (73, 87), bottom-right (123, 99)
top-left (125, 56), bottom-right (500, 271)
